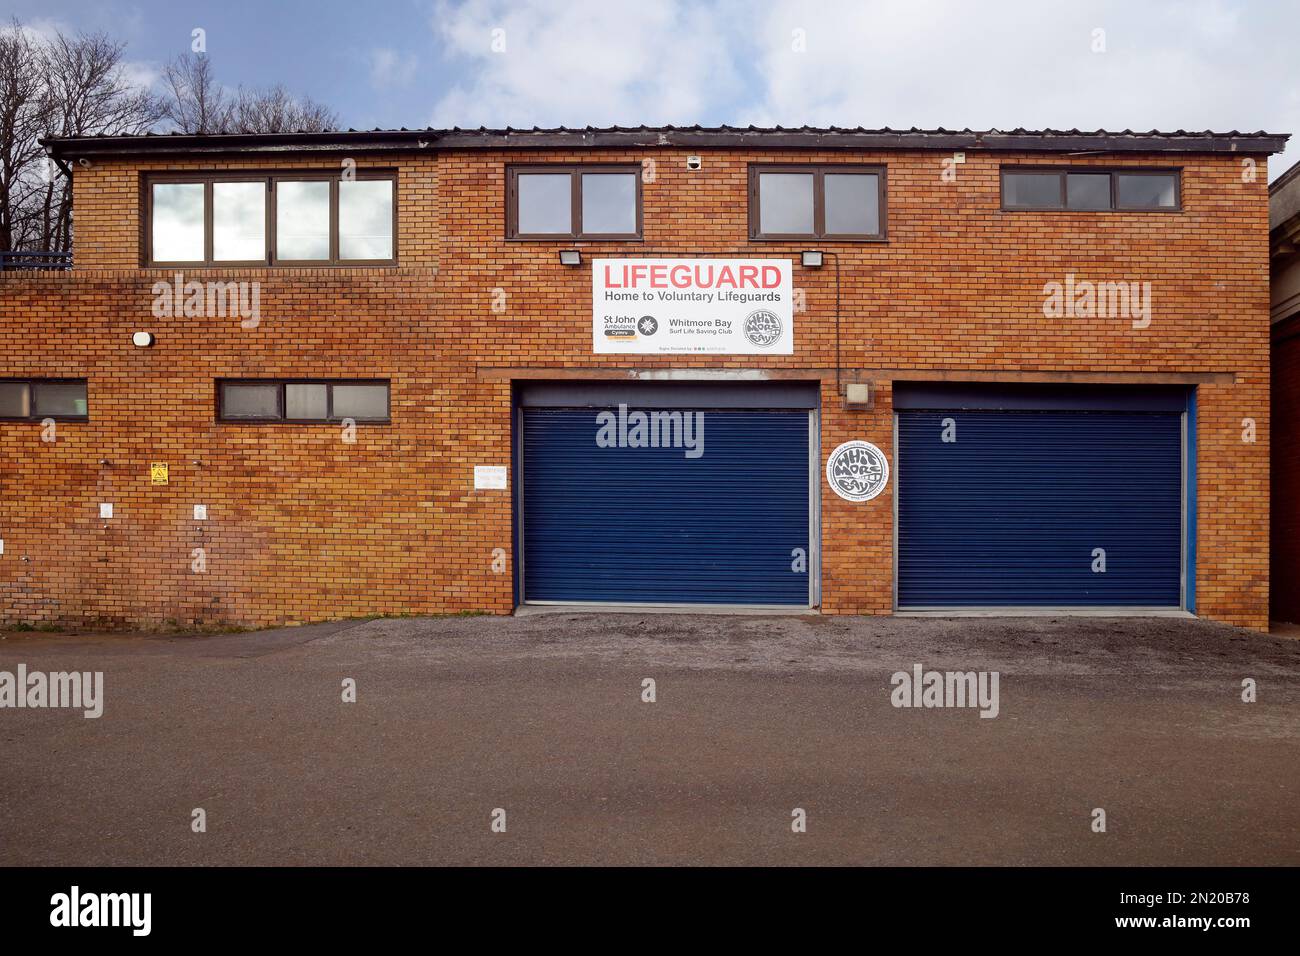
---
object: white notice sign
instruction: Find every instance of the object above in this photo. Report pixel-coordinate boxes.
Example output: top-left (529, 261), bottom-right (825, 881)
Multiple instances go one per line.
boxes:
top-left (474, 466), bottom-right (508, 490)
top-left (593, 258), bottom-right (794, 354)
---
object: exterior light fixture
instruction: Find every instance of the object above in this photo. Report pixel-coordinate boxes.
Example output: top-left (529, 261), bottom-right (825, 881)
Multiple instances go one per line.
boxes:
top-left (801, 250), bottom-right (824, 268)
top-left (558, 250), bottom-right (582, 267)
top-left (843, 383), bottom-right (873, 408)
top-left (132, 331), bottom-right (155, 347)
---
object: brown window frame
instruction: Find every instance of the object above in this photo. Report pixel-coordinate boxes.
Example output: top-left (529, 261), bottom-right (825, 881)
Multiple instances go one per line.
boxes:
top-left (748, 164), bottom-right (887, 241)
top-left (506, 165), bottom-right (643, 241)
top-left (0, 377), bottom-right (89, 422)
top-left (215, 379), bottom-right (392, 424)
top-left (144, 170), bottom-right (399, 267)
top-left (1000, 166), bottom-right (1182, 212)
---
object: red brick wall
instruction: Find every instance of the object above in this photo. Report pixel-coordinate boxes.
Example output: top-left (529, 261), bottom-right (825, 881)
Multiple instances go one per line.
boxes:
top-left (0, 147), bottom-right (1273, 629)
top-left (1272, 314), bottom-right (1300, 623)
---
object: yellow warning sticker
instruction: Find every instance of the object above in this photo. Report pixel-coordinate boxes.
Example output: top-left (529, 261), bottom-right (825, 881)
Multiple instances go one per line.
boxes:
top-left (150, 462), bottom-right (169, 485)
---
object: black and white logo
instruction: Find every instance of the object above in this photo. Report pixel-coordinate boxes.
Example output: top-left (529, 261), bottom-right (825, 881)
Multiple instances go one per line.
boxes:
top-left (743, 309), bottom-right (782, 348)
top-left (826, 440), bottom-right (889, 502)
top-left (637, 315), bottom-right (658, 336)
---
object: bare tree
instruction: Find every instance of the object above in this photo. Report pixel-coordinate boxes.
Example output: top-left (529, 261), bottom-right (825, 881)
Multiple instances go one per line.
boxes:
top-left (0, 21), bottom-right (52, 252)
top-left (160, 52), bottom-right (230, 134)
top-left (230, 83), bottom-right (336, 133)
top-left (0, 19), bottom-right (162, 255)
top-left (0, 24), bottom-right (340, 258)
top-left (162, 52), bottom-right (337, 134)
top-left (40, 30), bottom-right (163, 251)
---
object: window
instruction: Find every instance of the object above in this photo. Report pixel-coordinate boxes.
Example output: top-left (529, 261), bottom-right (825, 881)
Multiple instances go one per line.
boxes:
top-left (749, 165), bottom-right (885, 240)
top-left (212, 181), bottom-right (266, 261)
top-left (0, 379), bottom-right (88, 420)
top-left (152, 182), bottom-right (205, 261)
top-left (339, 179), bottom-right (395, 260)
top-left (507, 166), bottom-right (641, 239)
top-left (146, 172), bottom-right (397, 265)
top-left (217, 380), bottom-right (390, 423)
top-left (275, 180), bottom-right (330, 261)
top-left (1002, 168), bottom-right (1180, 211)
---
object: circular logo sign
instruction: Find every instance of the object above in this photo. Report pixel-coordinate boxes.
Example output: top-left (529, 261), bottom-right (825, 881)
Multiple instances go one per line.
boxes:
top-left (826, 440), bottom-right (889, 502)
top-left (744, 309), bottom-right (782, 348)
top-left (637, 315), bottom-right (658, 336)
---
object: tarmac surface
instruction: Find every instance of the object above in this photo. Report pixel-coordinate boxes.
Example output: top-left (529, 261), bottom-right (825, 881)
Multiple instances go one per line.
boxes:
top-left (0, 613), bottom-right (1297, 866)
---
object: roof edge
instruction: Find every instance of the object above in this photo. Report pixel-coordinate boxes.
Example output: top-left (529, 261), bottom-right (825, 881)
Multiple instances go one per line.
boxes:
top-left (43, 126), bottom-right (1291, 159)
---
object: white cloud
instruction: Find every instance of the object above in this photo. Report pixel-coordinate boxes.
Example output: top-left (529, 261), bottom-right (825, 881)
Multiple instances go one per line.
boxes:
top-left (428, 0), bottom-right (745, 127)
top-left (427, 0), bottom-right (1299, 177)
top-left (1, 17), bottom-right (67, 44)
top-left (120, 60), bottom-right (161, 93)
top-left (370, 48), bottom-right (420, 90)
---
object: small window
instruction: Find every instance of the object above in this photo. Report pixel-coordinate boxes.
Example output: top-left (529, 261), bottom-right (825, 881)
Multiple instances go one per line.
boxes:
top-left (212, 181), bottom-right (266, 261)
top-left (221, 383), bottom-right (281, 419)
top-left (339, 179), bottom-right (395, 260)
top-left (750, 165), bottom-right (885, 240)
top-left (151, 182), bottom-right (206, 262)
top-left (0, 379), bottom-right (87, 421)
top-left (285, 383), bottom-right (328, 420)
top-left (275, 180), bottom-right (331, 261)
top-left (508, 166), bottom-right (641, 239)
top-left (1002, 167), bottom-right (1180, 211)
top-left (147, 172), bottom-right (396, 266)
top-left (331, 384), bottom-right (389, 420)
top-left (217, 380), bottom-right (390, 423)
top-left (1116, 172), bottom-right (1178, 209)
top-left (1066, 173), bottom-right (1111, 210)
top-left (758, 173), bottom-right (814, 235)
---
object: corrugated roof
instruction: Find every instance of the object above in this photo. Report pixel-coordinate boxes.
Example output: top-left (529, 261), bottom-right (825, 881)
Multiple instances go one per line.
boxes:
top-left (43, 125), bottom-right (1290, 158)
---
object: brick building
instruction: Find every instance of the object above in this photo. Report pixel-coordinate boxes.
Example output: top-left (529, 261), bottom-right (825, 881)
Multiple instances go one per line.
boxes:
top-left (0, 126), bottom-right (1286, 630)
top-left (1270, 158), bottom-right (1300, 625)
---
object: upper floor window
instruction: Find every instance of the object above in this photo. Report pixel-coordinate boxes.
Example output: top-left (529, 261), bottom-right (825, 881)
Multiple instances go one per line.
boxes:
top-left (749, 165), bottom-right (885, 240)
top-left (0, 378), bottom-right (88, 421)
top-left (216, 379), bottom-right (390, 423)
top-left (148, 172), bottom-right (396, 266)
top-left (1001, 168), bottom-right (1180, 211)
top-left (507, 166), bottom-right (641, 240)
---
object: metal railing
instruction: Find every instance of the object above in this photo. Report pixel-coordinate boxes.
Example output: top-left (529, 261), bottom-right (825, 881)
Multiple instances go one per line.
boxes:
top-left (0, 251), bottom-right (72, 271)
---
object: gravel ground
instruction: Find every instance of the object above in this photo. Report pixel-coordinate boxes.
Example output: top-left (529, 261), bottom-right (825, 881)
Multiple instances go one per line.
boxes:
top-left (0, 613), bottom-right (1296, 866)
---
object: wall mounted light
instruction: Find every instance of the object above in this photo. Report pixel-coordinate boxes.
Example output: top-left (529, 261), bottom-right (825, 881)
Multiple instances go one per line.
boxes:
top-left (558, 250), bottom-right (582, 267)
top-left (801, 250), bottom-right (824, 268)
top-left (132, 331), bottom-right (155, 348)
top-left (843, 383), bottom-right (873, 409)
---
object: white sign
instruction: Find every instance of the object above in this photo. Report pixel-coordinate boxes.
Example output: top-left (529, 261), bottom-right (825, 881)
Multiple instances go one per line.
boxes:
top-left (593, 258), bottom-right (793, 354)
top-left (193, 505), bottom-right (208, 521)
top-left (99, 503), bottom-right (114, 519)
top-left (474, 466), bottom-right (508, 490)
top-left (826, 441), bottom-right (890, 502)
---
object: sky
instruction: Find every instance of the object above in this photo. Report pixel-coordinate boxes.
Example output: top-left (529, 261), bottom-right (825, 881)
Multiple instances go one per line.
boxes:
top-left (4, 0), bottom-right (1300, 179)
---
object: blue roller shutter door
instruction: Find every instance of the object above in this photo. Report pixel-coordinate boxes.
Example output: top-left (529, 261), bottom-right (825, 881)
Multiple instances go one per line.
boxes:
top-left (522, 408), bottom-right (810, 605)
top-left (897, 408), bottom-right (1183, 607)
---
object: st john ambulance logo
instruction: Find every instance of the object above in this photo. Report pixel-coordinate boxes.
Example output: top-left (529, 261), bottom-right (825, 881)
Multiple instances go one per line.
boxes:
top-left (743, 309), bottom-right (782, 348)
top-left (826, 440), bottom-right (889, 502)
top-left (637, 315), bottom-right (658, 336)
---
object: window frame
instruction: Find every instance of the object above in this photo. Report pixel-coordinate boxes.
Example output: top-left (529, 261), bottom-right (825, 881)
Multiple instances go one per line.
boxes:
top-left (748, 163), bottom-right (888, 241)
top-left (505, 164), bottom-right (643, 241)
top-left (0, 377), bottom-right (89, 422)
top-left (143, 170), bottom-right (399, 267)
top-left (1000, 166), bottom-right (1183, 213)
top-left (215, 379), bottom-right (392, 424)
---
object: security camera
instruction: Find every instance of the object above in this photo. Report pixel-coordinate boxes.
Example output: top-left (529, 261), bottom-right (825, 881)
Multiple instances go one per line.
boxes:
top-left (77, 157), bottom-right (91, 168)
top-left (686, 155), bottom-right (702, 171)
